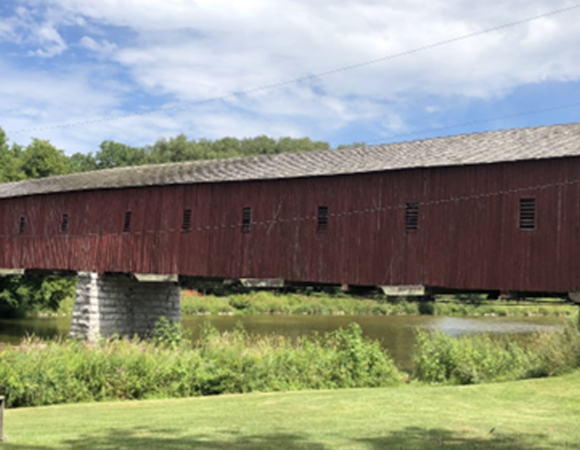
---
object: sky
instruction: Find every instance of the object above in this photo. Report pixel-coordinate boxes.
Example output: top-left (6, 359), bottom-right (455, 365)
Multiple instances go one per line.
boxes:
top-left (1, 0), bottom-right (580, 155)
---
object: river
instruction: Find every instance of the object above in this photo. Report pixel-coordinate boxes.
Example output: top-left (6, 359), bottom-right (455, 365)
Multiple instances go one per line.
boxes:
top-left (0, 314), bottom-right (565, 371)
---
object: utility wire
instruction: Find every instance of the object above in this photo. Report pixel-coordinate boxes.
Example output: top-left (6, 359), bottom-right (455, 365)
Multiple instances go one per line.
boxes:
top-left (362, 100), bottom-right (580, 146)
top-left (7, 3), bottom-right (580, 135)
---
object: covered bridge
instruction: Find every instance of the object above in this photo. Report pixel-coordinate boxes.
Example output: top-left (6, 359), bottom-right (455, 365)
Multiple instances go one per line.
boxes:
top-left (1, 122), bottom-right (580, 338)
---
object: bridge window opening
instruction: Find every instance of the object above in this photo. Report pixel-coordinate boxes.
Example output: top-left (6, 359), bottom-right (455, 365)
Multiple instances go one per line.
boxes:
top-left (406, 203), bottom-right (419, 230)
top-left (317, 206), bottom-right (328, 232)
top-left (18, 216), bottom-right (26, 235)
top-left (61, 213), bottom-right (69, 233)
top-left (519, 198), bottom-right (536, 230)
top-left (242, 207), bottom-right (251, 233)
top-left (123, 210), bottom-right (132, 233)
top-left (182, 208), bottom-right (192, 232)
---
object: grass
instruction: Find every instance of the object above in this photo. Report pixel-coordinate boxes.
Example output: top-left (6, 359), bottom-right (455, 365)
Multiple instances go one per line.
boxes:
top-left (181, 290), bottom-right (579, 318)
top-left (3, 370), bottom-right (580, 449)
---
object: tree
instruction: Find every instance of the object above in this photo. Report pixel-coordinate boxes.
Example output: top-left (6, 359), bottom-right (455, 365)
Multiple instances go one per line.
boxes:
top-left (21, 138), bottom-right (70, 179)
top-left (95, 140), bottom-right (146, 169)
top-left (336, 141), bottom-right (366, 150)
top-left (0, 128), bottom-right (25, 182)
top-left (240, 135), bottom-right (277, 156)
top-left (147, 134), bottom-right (198, 164)
top-left (69, 152), bottom-right (98, 173)
top-left (0, 275), bottom-right (77, 318)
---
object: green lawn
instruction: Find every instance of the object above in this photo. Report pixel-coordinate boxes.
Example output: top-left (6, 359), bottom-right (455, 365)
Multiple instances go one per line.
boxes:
top-left (3, 371), bottom-right (580, 449)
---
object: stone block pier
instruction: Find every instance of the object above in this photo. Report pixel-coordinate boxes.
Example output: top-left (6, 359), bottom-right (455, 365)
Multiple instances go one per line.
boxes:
top-left (69, 272), bottom-right (181, 341)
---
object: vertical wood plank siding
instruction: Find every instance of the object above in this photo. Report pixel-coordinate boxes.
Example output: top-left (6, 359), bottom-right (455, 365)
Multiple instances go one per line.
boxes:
top-left (1, 156), bottom-right (579, 293)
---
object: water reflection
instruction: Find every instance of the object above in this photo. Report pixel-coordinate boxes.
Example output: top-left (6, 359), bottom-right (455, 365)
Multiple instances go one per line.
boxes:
top-left (0, 317), bottom-right (70, 345)
top-left (417, 316), bottom-right (564, 336)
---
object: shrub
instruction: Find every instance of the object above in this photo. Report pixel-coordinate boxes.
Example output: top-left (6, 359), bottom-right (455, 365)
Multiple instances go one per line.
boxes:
top-left (0, 323), bottom-right (403, 408)
top-left (418, 300), bottom-right (435, 315)
top-left (413, 322), bottom-right (580, 385)
top-left (150, 316), bottom-right (183, 349)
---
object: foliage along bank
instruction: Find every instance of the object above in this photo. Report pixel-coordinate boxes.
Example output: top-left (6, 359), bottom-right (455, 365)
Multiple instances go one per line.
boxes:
top-left (180, 290), bottom-right (578, 318)
top-left (0, 323), bottom-right (402, 408)
top-left (1, 319), bottom-right (580, 408)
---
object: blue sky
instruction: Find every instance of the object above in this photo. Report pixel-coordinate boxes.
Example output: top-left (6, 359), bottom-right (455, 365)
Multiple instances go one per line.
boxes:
top-left (1, 0), bottom-right (580, 155)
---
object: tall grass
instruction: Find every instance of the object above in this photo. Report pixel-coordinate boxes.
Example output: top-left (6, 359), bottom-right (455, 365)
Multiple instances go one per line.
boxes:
top-left (0, 323), bottom-right (403, 408)
top-left (413, 322), bottom-right (580, 385)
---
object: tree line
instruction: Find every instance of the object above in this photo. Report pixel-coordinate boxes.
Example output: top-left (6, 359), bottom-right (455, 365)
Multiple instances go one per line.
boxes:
top-left (1, 129), bottom-right (338, 182)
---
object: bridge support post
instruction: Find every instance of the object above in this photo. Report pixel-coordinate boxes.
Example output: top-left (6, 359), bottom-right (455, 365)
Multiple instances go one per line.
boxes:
top-left (69, 272), bottom-right (181, 341)
top-left (567, 292), bottom-right (580, 330)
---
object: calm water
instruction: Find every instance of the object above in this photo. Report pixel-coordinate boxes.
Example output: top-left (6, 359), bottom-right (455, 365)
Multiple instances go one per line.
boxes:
top-left (0, 314), bottom-right (565, 371)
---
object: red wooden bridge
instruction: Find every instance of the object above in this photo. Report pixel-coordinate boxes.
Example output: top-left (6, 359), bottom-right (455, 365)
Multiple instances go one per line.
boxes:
top-left (2, 122), bottom-right (580, 298)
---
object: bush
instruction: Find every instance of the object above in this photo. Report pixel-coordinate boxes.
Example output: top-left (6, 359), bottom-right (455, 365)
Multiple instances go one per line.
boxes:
top-left (150, 316), bottom-right (183, 349)
top-left (0, 323), bottom-right (403, 408)
top-left (418, 300), bottom-right (435, 315)
top-left (413, 322), bottom-right (580, 385)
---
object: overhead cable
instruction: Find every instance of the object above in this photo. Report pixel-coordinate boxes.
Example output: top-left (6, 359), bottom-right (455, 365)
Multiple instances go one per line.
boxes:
top-left (7, 3), bottom-right (580, 134)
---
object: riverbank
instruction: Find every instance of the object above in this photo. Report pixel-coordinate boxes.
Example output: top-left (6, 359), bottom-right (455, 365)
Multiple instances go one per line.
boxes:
top-left (41, 290), bottom-right (579, 319)
top-left (5, 370), bottom-right (580, 449)
top-left (1, 321), bottom-right (579, 408)
top-left (180, 290), bottom-right (579, 318)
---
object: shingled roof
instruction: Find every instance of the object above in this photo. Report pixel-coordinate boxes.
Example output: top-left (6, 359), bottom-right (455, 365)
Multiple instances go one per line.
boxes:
top-left (2, 122), bottom-right (580, 199)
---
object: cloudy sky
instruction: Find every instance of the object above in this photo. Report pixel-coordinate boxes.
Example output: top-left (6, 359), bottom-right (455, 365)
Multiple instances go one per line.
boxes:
top-left (1, 0), bottom-right (580, 155)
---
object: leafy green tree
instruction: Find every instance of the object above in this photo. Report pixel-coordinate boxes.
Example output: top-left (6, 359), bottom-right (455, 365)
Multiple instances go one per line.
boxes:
top-left (239, 135), bottom-right (277, 156)
top-left (0, 128), bottom-right (25, 182)
top-left (95, 140), bottom-right (146, 169)
top-left (336, 141), bottom-right (366, 150)
top-left (147, 134), bottom-right (195, 163)
top-left (211, 137), bottom-right (242, 158)
top-left (69, 152), bottom-right (98, 172)
top-left (21, 138), bottom-right (70, 179)
top-left (0, 275), bottom-right (76, 318)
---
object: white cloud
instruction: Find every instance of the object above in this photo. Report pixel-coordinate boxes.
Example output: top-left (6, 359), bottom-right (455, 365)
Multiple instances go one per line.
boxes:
top-left (0, 19), bottom-right (15, 40)
top-left (53, 0), bottom-right (580, 101)
top-left (79, 36), bottom-right (117, 54)
top-left (2, 0), bottom-right (580, 153)
top-left (28, 23), bottom-right (67, 57)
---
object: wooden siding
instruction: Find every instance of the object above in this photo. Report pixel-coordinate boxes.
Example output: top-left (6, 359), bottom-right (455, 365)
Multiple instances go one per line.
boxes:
top-left (1, 156), bottom-right (580, 293)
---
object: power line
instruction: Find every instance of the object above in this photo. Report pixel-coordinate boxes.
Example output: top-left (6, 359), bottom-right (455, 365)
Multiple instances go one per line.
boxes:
top-left (362, 101), bottom-right (580, 146)
top-left (7, 3), bottom-right (580, 135)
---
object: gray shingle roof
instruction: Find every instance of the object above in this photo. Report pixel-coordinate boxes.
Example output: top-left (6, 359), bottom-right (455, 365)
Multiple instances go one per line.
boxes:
top-left (2, 122), bottom-right (580, 199)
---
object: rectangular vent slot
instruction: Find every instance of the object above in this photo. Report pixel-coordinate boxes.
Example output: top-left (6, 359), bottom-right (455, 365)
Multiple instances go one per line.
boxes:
top-left (182, 208), bottom-right (192, 231)
top-left (406, 203), bottom-right (419, 230)
top-left (317, 206), bottom-right (328, 232)
top-left (123, 211), bottom-right (132, 233)
top-left (61, 213), bottom-right (69, 233)
top-left (18, 216), bottom-right (26, 235)
top-left (242, 207), bottom-right (251, 233)
top-left (520, 198), bottom-right (536, 230)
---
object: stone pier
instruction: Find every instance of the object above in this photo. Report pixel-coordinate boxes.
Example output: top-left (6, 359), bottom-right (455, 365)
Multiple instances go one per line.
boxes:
top-left (69, 272), bottom-right (181, 341)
